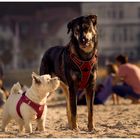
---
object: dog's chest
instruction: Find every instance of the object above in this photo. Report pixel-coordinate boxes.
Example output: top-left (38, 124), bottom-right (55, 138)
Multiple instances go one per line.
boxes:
top-left (70, 61), bottom-right (95, 90)
top-left (16, 93), bottom-right (45, 120)
top-left (70, 61), bottom-right (95, 77)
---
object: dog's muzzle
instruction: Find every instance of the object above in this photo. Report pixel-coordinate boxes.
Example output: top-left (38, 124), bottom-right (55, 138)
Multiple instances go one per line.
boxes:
top-left (80, 37), bottom-right (93, 48)
top-left (81, 37), bottom-right (88, 45)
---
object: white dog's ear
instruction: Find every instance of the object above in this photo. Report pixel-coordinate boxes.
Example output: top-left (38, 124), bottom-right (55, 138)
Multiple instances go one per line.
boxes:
top-left (32, 72), bottom-right (41, 84)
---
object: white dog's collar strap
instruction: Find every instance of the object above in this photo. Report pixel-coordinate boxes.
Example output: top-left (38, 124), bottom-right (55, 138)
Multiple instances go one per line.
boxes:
top-left (16, 92), bottom-right (45, 119)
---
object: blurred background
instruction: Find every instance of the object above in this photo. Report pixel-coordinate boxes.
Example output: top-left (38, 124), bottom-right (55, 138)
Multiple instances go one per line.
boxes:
top-left (0, 2), bottom-right (140, 88)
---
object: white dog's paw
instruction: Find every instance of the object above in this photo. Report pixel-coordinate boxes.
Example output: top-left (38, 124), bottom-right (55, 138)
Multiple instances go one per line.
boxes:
top-left (25, 129), bottom-right (33, 134)
top-left (36, 126), bottom-right (45, 132)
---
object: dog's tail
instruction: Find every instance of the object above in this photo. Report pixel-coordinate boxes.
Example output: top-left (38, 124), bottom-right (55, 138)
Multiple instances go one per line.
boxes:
top-left (10, 82), bottom-right (22, 94)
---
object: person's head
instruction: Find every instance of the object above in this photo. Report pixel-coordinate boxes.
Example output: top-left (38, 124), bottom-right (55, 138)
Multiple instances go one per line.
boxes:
top-left (115, 54), bottom-right (128, 66)
top-left (106, 64), bottom-right (118, 75)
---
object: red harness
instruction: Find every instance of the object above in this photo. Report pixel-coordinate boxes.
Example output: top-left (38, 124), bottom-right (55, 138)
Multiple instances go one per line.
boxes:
top-left (16, 92), bottom-right (45, 119)
top-left (69, 52), bottom-right (97, 90)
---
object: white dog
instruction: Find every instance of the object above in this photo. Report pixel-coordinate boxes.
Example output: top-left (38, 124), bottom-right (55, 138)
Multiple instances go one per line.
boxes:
top-left (1, 72), bottom-right (60, 133)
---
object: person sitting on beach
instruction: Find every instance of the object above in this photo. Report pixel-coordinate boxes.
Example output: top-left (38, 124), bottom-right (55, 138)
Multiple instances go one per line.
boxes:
top-left (112, 54), bottom-right (140, 104)
top-left (77, 64), bottom-right (118, 105)
top-left (94, 64), bottom-right (118, 105)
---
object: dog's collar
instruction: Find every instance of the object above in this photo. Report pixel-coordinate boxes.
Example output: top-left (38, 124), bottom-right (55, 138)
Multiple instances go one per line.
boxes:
top-left (16, 92), bottom-right (45, 119)
top-left (69, 49), bottom-right (97, 90)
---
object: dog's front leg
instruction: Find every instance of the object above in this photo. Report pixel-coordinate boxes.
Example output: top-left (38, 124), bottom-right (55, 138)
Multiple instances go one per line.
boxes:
top-left (24, 120), bottom-right (32, 133)
top-left (36, 118), bottom-right (45, 131)
top-left (19, 122), bottom-right (24, 132)
top-left (67, 87), bottom-right (78, 130)
top-left (1, 113), bottom-right (11, 132)
top-left (85, 87), bottom-right (95, 132)
top-left (36, 107), bottom-right (46, 131)
top-left (60, 81), bottom-right (78, 130)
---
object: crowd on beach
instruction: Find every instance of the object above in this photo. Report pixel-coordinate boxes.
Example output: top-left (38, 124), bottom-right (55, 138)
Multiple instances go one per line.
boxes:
top-left (1, 54), bottom-right (140, 107)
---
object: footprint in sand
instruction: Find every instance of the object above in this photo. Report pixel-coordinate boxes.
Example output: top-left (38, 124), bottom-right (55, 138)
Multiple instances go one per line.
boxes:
top-left (113, 121), bottom-right (126, 129)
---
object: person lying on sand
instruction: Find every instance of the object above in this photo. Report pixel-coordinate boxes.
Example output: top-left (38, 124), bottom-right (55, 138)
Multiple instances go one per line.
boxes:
top-left (112, 54), bottom-right (140, 104)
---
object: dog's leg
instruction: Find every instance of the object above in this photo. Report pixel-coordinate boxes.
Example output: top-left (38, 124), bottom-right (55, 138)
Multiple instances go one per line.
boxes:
top-left (60, 81), bottom-right (77, 130)
top-left (1, 111), bottom-right (11, 132)
top-left (36, 118), bottom-right (46, 131)
top-left (19, 123), bottom-right (24, 132)
top-left (60, 82), bottom-right (72, 128)
top-left (68, 87), bottom-right (78, 130)
top-left (85, 88), bottom-right (95, 132)
top-left (24, 120), bottom-right (32, 133)
top-left (36, 107), bottom-right (46, 131)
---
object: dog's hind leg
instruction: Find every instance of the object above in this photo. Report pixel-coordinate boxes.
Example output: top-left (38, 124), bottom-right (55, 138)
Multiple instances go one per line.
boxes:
top-left (85, 88), bottom-right (95, 132)
top-left (1, 111), bottom-right (11, 132)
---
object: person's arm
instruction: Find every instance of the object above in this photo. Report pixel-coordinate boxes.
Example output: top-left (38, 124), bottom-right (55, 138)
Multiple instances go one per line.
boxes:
top-left (112, 65), bottom-right (125, 85)
top-left (112, 74), bottom-right (124, 85)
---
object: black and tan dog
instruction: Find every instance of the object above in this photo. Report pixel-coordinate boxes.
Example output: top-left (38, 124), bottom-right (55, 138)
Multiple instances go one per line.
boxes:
top-left (40, 15), bottom-right (98, 131)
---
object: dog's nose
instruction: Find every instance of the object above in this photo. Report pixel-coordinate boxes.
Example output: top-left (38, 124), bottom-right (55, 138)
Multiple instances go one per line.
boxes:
top-left (82, 38), bottom-right (86, 42)
top-left (81, 37), bottom-right (88, 44)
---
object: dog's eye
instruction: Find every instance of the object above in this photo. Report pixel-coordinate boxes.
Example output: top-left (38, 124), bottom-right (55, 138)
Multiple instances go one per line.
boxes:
top-left (75, 26), bottom-right (80, 33)
top-left (82, 24), bottom-right (89, 30)
top-left (45, 78), bottom-right (50, 81)
top-left (88, 27), bottom-right (92, 32)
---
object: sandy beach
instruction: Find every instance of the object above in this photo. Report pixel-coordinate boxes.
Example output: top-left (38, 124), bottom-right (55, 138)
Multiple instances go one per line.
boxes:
top-left (0, 97), bottom-right (140, 138)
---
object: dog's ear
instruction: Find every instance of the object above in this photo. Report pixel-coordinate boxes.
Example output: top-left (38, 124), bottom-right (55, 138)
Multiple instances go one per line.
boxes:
top-left (67, 21), bottom-right (73, 34)
top-left (88, 15), bottom-right (97, 26)
top-left (32, 72), bottom-right (41, 84)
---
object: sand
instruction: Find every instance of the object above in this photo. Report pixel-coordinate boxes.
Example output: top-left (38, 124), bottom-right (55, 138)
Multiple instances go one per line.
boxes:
top-left (0, 97), bottom-right (140, 138)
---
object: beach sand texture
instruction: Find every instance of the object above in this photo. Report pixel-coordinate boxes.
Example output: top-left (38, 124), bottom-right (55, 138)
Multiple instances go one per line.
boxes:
top-left (0, 97), bottom-right (140, 138)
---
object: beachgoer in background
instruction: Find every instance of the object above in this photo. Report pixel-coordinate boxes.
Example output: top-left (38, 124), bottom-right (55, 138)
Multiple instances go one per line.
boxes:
top-left (112, 54), bottom-right (140, 104)
top-left (94, 64), bottom-right (118, 105)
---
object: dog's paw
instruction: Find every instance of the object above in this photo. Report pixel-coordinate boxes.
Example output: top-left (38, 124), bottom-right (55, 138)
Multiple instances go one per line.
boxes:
top-left (68, 124), bottom-right (80, 132)
top-left (35, 127), bottom-right (45, 132)
top-left (25, 129), bottom-right (33, 134)
top-left (88, 126), bottom-right (97, 133)
top-left (72, 126), bottom-right (80, 132)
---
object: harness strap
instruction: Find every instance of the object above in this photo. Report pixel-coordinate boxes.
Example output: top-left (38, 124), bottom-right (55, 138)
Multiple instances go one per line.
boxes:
top-left (16, 92), bottom-right (45, 119)
top-left (70, 52), bottom-right (97, 90)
